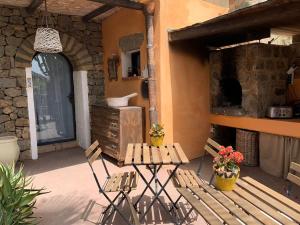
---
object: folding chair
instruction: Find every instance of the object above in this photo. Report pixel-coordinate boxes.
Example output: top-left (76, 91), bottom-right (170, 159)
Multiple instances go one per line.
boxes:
top-left (168, 138), bottom-right (220, 216)
top-left (286, 162), bottom-right (300, 195)
top-left (85, 140), bottom-right (140, 225)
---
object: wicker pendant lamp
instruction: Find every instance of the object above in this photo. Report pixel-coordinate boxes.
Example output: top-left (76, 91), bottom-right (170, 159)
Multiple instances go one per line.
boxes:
top-left (34, 0), bottom-right (63, 53)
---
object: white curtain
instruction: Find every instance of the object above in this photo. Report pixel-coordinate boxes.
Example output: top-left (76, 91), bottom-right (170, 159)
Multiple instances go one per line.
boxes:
top-left (260, 133), bottom-right (300, 178)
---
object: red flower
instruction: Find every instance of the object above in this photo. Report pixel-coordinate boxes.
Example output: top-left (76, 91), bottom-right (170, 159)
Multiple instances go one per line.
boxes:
top-left (232, 151), bottom-right (244, 164)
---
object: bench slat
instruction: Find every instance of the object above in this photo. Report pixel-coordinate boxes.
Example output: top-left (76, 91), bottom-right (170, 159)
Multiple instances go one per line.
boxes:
top-left (177, 188), bottom-right (223, 225)
top-left (237, 179), bottom-right (300, 223)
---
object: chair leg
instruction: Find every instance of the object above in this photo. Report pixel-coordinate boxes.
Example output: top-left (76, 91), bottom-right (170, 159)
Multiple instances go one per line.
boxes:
top-left (209, 173), bottom-right (215, 186)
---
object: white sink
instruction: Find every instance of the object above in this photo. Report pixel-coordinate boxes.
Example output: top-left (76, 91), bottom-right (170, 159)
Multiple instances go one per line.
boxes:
top-left (106, 93), bottom-right (138, 108)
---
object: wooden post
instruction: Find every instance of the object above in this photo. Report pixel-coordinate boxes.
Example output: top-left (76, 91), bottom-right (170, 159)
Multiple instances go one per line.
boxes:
top-left (144, 2), bottom-right (158, 125)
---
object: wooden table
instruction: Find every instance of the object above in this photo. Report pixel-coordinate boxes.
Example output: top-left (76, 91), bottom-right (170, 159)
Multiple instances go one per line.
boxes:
top-left (124, 143), bottom-right (189, 223)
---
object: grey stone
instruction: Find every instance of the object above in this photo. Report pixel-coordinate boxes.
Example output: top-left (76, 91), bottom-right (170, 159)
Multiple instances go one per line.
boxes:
top-left (0, 21), bottom-right (7, 27)
top-left (22, 127), bottom-right (30, 139)
top-left (15, 31), bottom-right (27, 38)
top-left (0, 16), bottom-right (8, 23)
top-left (2, 26), bottom-right (14, 36)
top-left (0, 46), bottom-right (4, 57)
top-left (0, 99), bottom-right (12, 108)
top-left (10, 113), bottom-right (17, 120)
top-left (12, 9), bottom-right (20, 16)
top-left (0, 70), bottom-right (9, 77)
top-left (5, 45), bottom-right (17, 56)
top-left (10, 68), bottom-right (25, 77)
top-left (17, 108), bottom-right (28, 118)
top-left (15, 118), bottom-right (29, 126)
top-left (13, 96), bottom-right (27, 107)
top-left (4, 120), bottom-right (15, 132)
top-left (4, 88), bottom-right (21, 97)
top-left (87, 22), bottom-right (99, 32)
top-left (18, 139), bottom-right (30, 151)
top-left (6, 36), bottom-right (22, 46)
top-left (3, 106), bottom-right (15, 114)
top-left (0, 35), bottom-right (5, 45)
top-left (0, 57), bottom-right (11, 69)
top-left (25, 17), bottom-right (36, 26)
top-left (0, 123), bottom-right (4, 133)
top-left (17, 77), bottom-right (26, 88)
top-left (0, 115), bottom-right (10, 123)
top-left (0, 78), bottom-right (16, 88)
top-left (119, 33), bottom-right (144, 52)
top-left (73, 21), bottom-right (86, 30)
top-left (0, 8), bottom-right (12, 16)
top-left (9, 16), bottom-right (24, 25)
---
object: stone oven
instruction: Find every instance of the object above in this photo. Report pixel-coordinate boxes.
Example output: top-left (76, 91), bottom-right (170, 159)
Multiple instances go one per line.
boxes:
top-left (210, 43), bottom-right (291, 118)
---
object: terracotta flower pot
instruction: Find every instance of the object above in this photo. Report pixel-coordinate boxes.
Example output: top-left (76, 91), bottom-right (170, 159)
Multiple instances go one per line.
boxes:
top-left (150, 135), bottom-right (164, 147)
top-left (215, 169), bottom-right (240, 191)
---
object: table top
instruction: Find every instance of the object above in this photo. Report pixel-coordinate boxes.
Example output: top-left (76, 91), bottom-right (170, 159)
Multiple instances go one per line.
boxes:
top-left (124, 143), bottom-right (189, 165)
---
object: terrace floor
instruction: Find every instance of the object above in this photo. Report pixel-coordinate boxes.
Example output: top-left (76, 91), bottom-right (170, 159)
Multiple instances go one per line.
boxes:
top-left (22, 147), bottom-right (300, 225)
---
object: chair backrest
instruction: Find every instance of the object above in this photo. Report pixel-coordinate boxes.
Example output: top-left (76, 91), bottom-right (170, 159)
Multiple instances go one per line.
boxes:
top-left (204, 138), bottom-right (220, 158)
top-left (85, 140), bottom-right (111, 180)
top-left (287, 162), bottom-right (300, 187)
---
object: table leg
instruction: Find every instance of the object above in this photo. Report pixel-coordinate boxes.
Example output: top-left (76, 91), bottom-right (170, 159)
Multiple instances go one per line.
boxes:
top-left (133, 165), bottom-right (163, 208)
top-left (134, 164), bottom-right (180, 224)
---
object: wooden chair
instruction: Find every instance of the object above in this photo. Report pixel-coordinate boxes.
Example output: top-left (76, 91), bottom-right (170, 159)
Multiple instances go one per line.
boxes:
top-left (85, 140), bottom-right (140, 225)
top-left (169, 138), bottom-right (220, 189)
top-left (287, 162), bottom-right (300, 195)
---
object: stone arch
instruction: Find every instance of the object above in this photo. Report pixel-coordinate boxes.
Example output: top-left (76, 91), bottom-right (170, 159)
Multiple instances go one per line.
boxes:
top-left (15, 33), bottom-right (94, 71)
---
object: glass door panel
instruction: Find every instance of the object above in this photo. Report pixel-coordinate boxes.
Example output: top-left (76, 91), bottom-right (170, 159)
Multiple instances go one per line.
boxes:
top-left (32, 53), bottom-right (76, 145)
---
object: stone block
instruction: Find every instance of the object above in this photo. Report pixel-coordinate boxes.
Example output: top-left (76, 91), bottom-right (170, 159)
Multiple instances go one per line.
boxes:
top-left (0, 123), bottom-right (4, 133)
top-left (13, 96), bottom-right (27, 107)
top-left (0, 78), bottom-right (16, 87)
top-left (15, 31), bottom-right (27, 38)
top-left (17, 108), bottom-right (28, 118)
top-left (3, 106), bottom-right (15, 114)
top-left (9, 16), bottom-right (24, 25)
top-left (25, 17), bottom-right (36, 26)
top-left (0, 57), bottom-right (11, 69)
top-left (6, 36), bottom-right (22, 46)
top-left (22, 127), bottom-right (30, 139)
top-left (0, 114), bottom-right (10, 123)
top-left (4, 120), bottom-right (15, 132)
top-left (17, 77), bottom-right (26, 88)
top-left (73, 21), bottom-right (86, 30)
top-left (18, 139), bottom-right (30, 151)
top-left (9, 68), bottom-right (25, 77)
top-left (0, 70), bottom-right (9, 77)
top-left (15, 118), bottom-right (29, 127)
top-left (0, 46), bottom-right (4, 57)
top-left (2, 26), bottom-right (15, 36)
top-left (5, 45), bottom-right (17, 56)
top-left (4, 87), bottom-right (21, 97)
top-left (10, 113), bottom-right (17, 120)
top-left (0, 8), bottom-right (12, 16)
top-left (0, 99), bottom-right (12, 108)
top-left (0, 35), bottom-right (5, 45)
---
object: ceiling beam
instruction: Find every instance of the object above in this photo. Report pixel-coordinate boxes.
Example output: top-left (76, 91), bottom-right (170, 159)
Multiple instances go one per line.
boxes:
top-left (26, 0), bottom-right (44, 14)
top-left (83, 5), bottom-right (115, 22)
top-left (90, 0), bottom-right (144, 10)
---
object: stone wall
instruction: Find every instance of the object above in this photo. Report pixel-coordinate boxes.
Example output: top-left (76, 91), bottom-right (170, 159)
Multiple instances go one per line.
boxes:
top-left (0, 5), bottom-right (104, 157)
top-left (210, 43), bottom-right (291, 117)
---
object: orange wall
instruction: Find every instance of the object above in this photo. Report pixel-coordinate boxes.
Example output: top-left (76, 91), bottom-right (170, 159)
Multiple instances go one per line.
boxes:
top-left (154, 0), bottom-right (227, 158)
top-left (102, 8), bottom-right (150, 141)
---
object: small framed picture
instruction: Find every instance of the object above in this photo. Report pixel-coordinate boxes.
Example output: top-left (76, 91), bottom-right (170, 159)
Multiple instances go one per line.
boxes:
top-left (108, 55), bottom-right (119, 81)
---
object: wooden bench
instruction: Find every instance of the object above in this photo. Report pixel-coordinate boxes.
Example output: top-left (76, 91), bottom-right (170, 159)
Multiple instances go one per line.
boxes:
top-left (177, 176), bottom-right (300, 225)
top-left (173, 139), bottom-right (300, 225)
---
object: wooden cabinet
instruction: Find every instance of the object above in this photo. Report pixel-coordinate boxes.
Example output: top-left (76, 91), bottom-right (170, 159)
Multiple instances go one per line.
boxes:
top-left (91, 106), bottom-right (144, 165)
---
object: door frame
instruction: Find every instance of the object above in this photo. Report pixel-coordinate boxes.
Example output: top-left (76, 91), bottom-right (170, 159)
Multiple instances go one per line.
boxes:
top-left (26, 68), bottom-right (91, 160)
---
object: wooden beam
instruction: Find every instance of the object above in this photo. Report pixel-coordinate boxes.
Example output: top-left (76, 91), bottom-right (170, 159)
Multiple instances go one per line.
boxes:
top-left (26, 0), bottom-right (43, 14)
top-left (169, 0), bottom-right (300, 43)
top-left (83, 5), bottom-right (115, 22)
top-left (90, 0), bottom-right (144, 10)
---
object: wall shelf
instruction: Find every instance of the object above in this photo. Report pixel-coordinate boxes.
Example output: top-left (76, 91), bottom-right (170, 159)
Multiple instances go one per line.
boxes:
top-left (210, 114), bottom-right (300, 138)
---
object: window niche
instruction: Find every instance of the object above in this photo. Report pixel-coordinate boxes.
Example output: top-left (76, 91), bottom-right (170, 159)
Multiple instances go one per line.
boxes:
top-left (119, 33), bottom-right (144, 79)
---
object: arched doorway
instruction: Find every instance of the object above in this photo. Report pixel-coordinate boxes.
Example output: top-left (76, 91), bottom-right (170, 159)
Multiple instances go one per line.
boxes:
top-left (32, 53), bottom-right (76, 145)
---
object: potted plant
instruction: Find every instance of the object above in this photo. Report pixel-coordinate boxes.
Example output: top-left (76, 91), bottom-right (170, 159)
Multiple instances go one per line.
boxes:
top-left (0, 163), bottom-right (47, 224)
top-left (149, 123), bottom-right (165, 147)
top-left (213, 146), bottom-right (244, 191)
